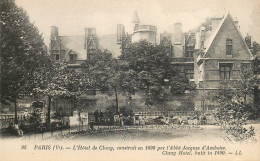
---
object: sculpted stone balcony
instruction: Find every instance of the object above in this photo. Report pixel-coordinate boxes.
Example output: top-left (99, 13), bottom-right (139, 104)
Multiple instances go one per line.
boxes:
top-left (133, 25), bottom-right (157, 33)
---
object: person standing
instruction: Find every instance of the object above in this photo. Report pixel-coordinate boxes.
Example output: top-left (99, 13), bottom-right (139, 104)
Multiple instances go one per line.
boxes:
top-left (14, 121), bottom-right (23, 137)
top-left (119, 114), bottom-right (124, 126)
top-left (89, 121), bottom-right (94, 131)
top-left (99, 110), bottom-right (104, 123)
top-left (23, 109), bottom-right (29, 120)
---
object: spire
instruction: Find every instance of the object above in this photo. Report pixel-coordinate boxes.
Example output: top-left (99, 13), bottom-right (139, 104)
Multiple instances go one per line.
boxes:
top-left (132, 11), bottom-right (140, 24)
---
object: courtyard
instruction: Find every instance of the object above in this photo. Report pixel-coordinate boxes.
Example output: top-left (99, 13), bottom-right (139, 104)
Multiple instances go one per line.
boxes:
top-left (32, 124), bottom-right (260, 143)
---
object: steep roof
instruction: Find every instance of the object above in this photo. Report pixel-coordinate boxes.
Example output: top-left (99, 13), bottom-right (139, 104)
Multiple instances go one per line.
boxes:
top-left (203, 12), bottom-right (253, 58)
top-left (99, 34), bottom-right (121, 57)
top-left (59, 34), bottom-right (120, 59)
top-left (59, 35), bottom-right (86, 60)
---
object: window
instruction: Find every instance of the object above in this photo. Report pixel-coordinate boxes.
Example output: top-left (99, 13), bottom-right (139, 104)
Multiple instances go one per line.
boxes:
top-left (186, 69), bottom-right (194, 80)
top-left (219, 63), bottom-right (233, 80)
top-left (69, 54), bottom-right (74, 60)
top-left (185, 45), bottom-right (194, 57)
top-left (226, 39), bottom-right (232, 55)
top-left (185, 51), bottom-right (193, 57)
top-left (55, 54), bottom-right (60, 60)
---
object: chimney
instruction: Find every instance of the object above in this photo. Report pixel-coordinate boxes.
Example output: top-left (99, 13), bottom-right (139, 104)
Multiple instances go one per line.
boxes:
top-left (234, 17), bottom-right (239, 28)
top-left (200, 26), bottom-right (206, 50)
top-left (245, 34), bottom-right (251, 49)
top-left (85, 27), bottom-right (96, 38)
top-left (117, 24), bottom-right (125, 44)
top-left (173, 23), bottom-right (182, 45)
top-left (51, 26), bottom-right (58, 40)
top-left (211, 17), bottom-right (222, 31)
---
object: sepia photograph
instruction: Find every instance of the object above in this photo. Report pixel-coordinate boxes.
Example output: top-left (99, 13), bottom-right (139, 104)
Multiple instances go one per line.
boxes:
top-left (0, 0), bottom-right (260, 160)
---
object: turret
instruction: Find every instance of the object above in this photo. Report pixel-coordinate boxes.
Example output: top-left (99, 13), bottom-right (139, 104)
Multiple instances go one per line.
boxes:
top-left (131, 11), bottom-right (140, 34)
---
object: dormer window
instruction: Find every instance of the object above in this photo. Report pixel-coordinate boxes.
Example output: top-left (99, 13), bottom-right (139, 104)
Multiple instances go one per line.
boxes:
top-left (69, 52), bottom-right (77, 61)
top-left (226, 38), bottom-right (232, 55)
top-left (69, 54), bottom-right (74, 60)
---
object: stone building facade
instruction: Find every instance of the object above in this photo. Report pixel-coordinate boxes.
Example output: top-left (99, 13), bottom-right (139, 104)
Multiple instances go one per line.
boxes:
top-left (45, 12), bottom-right (253, 114)
top-left (49, 26), bottom-right (99, 63)
top-left (193, 13), bottom-right (253, 110)
top-left (118, 12), bottom-right (253, 111)
top-left (196, 13), bottom-right (253, 88)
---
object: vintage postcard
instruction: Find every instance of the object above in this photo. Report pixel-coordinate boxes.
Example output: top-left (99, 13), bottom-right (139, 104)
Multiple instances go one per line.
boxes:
top-left (0, 0), bottom-right (260, 160)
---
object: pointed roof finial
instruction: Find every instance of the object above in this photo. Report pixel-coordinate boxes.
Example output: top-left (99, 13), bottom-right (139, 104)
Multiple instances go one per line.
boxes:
top-left (132, 11), bottom-right (140, 24)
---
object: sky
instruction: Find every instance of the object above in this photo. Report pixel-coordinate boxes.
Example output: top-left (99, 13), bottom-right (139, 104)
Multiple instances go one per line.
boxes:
top-left (16, 0), bottom-right (260, 46)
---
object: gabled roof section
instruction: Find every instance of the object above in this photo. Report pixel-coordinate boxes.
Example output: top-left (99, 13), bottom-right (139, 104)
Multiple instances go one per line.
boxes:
top-left (99, 34), bottom-right (121, 57)
top-left (203, 13), bottom-right (226, 56)
top-left (68, 49), bottom-right (78, 55)
top-left (203, 12), bottom-right (253, 58)
top-left (60, 35), bottom-right (86, 60)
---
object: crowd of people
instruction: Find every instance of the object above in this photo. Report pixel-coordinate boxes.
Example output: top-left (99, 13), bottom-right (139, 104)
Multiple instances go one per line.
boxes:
top-left (7, 121), bottom-right (23, 137)
top-left (6, 108), bottom-right (44, 137)
top-left (5, 106), bottom-right (209, 137)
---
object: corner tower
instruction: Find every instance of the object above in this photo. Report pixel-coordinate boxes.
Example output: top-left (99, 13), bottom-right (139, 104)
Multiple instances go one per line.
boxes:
top-left (131, 11), bottom-right (140, 34)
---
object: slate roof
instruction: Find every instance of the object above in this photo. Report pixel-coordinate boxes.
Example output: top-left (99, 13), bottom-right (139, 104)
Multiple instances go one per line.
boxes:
top-left (58, 34), bottom-right (121, 60)
top-left (99, 34), bottom-right (121, 57)
top-left (59, 35), bottom-right (86, 60)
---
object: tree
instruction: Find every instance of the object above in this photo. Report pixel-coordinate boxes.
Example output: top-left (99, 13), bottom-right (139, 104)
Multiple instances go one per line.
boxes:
top-left (119, 40), bottom-right (190, 108)
top-left (81, 50), bottom-right (137, 113)
top-left (207, 64), bottom-right (257, 120)
top-left (251, 41), bottom-right (260, 107)
top-left (32, 60), bottom-right (84, 124)
top-left (120, 40), bottom-right (166, 108)
top-left (81, 50), bottom-right (115, 93)
top-left (81, 41), bottom-right (191, 113)
top-left (107, 60), bottom-right (138, 113)
top-left (252, 41), bottom-right (260, 57)
top-left (104, 105), bottom-right (117, 124)
top-left (0, 0), bottom-right (47, 122)
top-left (206, 65), bottom-right (258, 141)
top-left (206, 81), bottom-right (236, 112)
